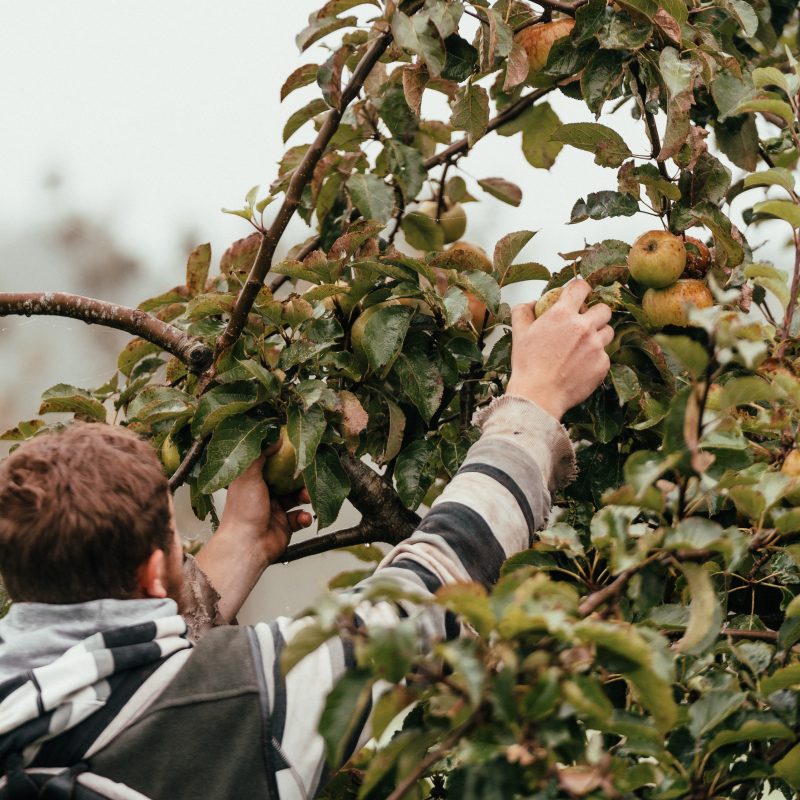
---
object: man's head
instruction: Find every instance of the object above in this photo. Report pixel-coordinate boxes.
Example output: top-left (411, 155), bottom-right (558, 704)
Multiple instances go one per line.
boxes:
top-left (0, 423), bottom-right (183, 604)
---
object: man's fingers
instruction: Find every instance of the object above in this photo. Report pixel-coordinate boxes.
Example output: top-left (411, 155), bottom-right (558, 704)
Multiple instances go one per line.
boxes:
top-left (287, 509), bottom-right (313, 532)
top-left (511, 301), bottom-right (535, 330)
top-left (557, 279), bottom-right (592, 312)
top-left (584, 302), bottom-right (612, 329)
top-left (275, 486), bottom-right (312, 509)
top-left (598, 324), bottom-right (615, 348)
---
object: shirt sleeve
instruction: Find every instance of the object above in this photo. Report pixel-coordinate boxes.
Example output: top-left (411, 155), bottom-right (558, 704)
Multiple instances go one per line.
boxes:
top-left (179, 554), bottom-right (225, 641)
top-left (251, 396), bottom-right (576, 799)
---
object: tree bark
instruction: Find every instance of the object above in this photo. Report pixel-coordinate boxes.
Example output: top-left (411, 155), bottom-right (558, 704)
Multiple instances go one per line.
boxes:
top-left (0, 291), bottom-right (212, 371)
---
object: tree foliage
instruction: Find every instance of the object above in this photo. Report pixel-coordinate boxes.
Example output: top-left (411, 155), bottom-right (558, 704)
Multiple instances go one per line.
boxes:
top-left (4, 0), bottom-right (800, 796)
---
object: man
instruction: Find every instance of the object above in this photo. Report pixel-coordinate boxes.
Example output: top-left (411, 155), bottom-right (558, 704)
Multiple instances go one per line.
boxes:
top-left (0, 281), bottom-right (612, 799)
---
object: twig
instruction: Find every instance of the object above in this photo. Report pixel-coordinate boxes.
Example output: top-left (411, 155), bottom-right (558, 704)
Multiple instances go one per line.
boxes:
top-left (385, 711), bottom-right (481, 800)
top-left (781, 229), bottom-right (800, 340)
top-left (283, 522), bottom-right (378, 562)
top-left (168, 438), bottom-right (208, 492)
top-left (0, 291), bottom-right (212, 372)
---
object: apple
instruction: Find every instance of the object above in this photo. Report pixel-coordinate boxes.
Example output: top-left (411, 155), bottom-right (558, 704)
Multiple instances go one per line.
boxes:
top-left (534, 286), bottom-right (589, 319)
top-left (446, 241), bottom-right (493, 273)
top-left (627, 231), bottom-right (686, 288)
top-left (683, 236), bottom-right (712, 279)
top-left (515, 18), bottom-right (575, 80)
top-left (642, 279), bottom-right (713, 328)
top-left (161, 435), bottom-right (181, 475)
top-left (418, 200), bottom-right (467, 244)
top-left (781, 449), bottom-right (800, 504)
top-left (434, 267), bottom-right (490, 332)
top-left (263, 426), bottom-right (304, 495)
top-left (350, 300), bottom-right (401, 359)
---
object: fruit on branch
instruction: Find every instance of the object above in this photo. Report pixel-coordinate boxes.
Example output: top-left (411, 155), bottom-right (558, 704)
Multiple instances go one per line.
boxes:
top-left (781, 449), bottom-right (800, 504)
top-left (642, 279), bottom-right (713, 328)
top-left (534, 286), bottom-right (589, 319)
top-left (683, 236), bottom-right (712, 279)
top-left (434, 268), bottom-right (490, 332)
top-left (161, 435), bottom-right (181, 476)
top-left (263, 427), bottom-right (304, 495)
top-left (515, 18), bottom-right (575, 80)
top-left (627, 231), bottom-right (687, 289)
top-left (419, 200), bottom-right (467, 244)
top-left (350, 300), bottom-right (400, 359)
top-left (446, 241), bottom-right (493, 273)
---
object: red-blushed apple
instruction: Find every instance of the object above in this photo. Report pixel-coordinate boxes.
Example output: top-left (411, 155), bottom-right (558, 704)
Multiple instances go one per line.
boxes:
top-left (515, 18), bottom-right (575, 80)
top-left (419, 200), bottom-right (467, 244)
top-left (628, 231), bottom-right (687, 288)
top-left (642, 279), bottom-right (713, 328)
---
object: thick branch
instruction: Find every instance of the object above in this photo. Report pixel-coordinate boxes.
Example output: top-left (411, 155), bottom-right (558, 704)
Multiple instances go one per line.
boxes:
top-left (340, 454), bottom-right (421, 536)
top-left (0, 292), bottom-right (212, 372)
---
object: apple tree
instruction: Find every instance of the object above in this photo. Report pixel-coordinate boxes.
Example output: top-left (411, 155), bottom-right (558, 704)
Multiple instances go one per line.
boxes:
top-left (4, 0), bottom-right (800, 796)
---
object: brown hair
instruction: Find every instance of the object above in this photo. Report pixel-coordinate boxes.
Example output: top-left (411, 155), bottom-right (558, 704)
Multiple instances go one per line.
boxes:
top-left (0, 423), bottom-right (173, 603)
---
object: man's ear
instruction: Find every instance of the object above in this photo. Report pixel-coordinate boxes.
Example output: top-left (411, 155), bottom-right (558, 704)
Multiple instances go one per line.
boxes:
top-left (136, 549), bottom-right (168, 599)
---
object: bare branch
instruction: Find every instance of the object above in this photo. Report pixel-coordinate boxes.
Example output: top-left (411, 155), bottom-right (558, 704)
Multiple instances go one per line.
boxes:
top-left (0, 291), bottom-right (212, 372)
top-left (168, 438), bottom-right (208, 492)
top-left (283, 521), bottom-right (379, 562)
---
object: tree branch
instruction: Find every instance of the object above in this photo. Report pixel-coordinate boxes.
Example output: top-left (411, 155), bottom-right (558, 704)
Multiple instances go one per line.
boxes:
top-left (0, 291), bottom-right (213, 372)
top-left (283, 521), bottom-right (379, 562)
top-left (212, 24), bottom-right (408, 361)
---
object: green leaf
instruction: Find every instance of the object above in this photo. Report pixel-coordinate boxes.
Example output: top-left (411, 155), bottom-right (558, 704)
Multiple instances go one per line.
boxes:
top-left (280, 63), bottom-right (318, 101)
top-left (391, 11), bottom-right (445, 76)
top-left (724, 0), bottom-right (759, 38)
top-left (395, 438), bottom-right (438, 509)
top-left (346, 174), bottom-right (395, 225)
top-left (441, 33), bottom-right (479, 82)
top-left (774, 743), bottom-right (800, 789)
top-left (0, 419), bottom-right (46, 441)
top-left (498, 262), bottom-right (550, 287)
top-left (676, 562), bottom-right (722, 656)
top-left (453, 270), bottom-right (501, 315)
top-left (126, 386), bottom-right (194, 424)
top-left (574, 621), bottom-right (677, 732)
top-left (689, 690), bottom-right (746, 740)
top-left (118, 339), bottom-right (162, 378)
top-left (303, 445), bottom-right (350, 529)
top-left (762, 663), bottom-right (800, 695)
top-left (393, 347), bottom-right (444, 423)
top-left (519, 102), bottom-right (563, 170)
top-left (185, 243), bottom-right (211, 296)
top-left (707, 714), bottom-right (795, 754)
top-left (360, 303), bottom-right (415, 373)
top-left (733, 96), bottom-right (796, 126)
top-left (283, 98), bottom-right (328, 142)
top-left (580, 49), bottom-right (625, 116)
top-left (191, 382), bottom-right (261, 439)
top-left (553, 123), bottom-right (633, 169)
top-left (38, 383), bottom-right (106, 422)
top-left (624, 450), bottom-right (682, 499)
top-left (493, 230), bottom-right (536, 272)
top-left (609, 363), bottom-right (640, 405)
top-left (572, 0), bottom-right (607, 44)
top-left (383, 140), bottom-right (426, 202)
top-left (743, 167), bottom-right (796, 194)
top-left (654, 335), bottom-right (710, 379)
top-left (197, 416), bottom-right (275, 494)
top-left (570, 191), bottom-right (638, 223)
top-left (319, 668), bottom-right (375, 767)
top-left (287, 403), bottom-right (326, 474)
top-left (401, 211), bottom-right (445, 251)
top-left (296, 15), bottom-right (356, 52)
top-left (451, 83), bottom-right (490, 147)
top-left (477, 177), bottom-right (522, 206)
top-left (280, 622), bottom-right (336, 675)
top-left (753, 199), bottom-right (800, 228)
top-left (597, 12), bottom-right (652, 50)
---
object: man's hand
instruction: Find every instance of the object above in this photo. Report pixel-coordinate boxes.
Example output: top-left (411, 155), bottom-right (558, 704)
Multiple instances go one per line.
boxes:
top-left (506, 279), bottom-right (613, 420)
top-left (195, 444), bottom-right (313, 622)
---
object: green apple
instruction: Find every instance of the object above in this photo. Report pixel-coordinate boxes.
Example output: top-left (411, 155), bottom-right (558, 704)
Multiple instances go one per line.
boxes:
top-left (263, 427), bottom-right (304, 495)
top-left (642, 279), bottom-right (713, 328)
top-left (350, 300), bottom-right (402, 360)
top-left (534, 286), bottom-right (589, 319)
top-left (782, 449), bottom-right (800, 505)
top-left (419, 200), bottom-right (467, 244)
top-left (627, 231), bottom-right (686, 289)
top-left (515, 18), bottom-right (575, 80)
top-left (161, 435), bottom-right (181, 475)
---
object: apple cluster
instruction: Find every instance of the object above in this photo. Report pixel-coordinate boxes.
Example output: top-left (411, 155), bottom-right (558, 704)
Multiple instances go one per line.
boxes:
top-left (628, 231), bottom-right (714, 329)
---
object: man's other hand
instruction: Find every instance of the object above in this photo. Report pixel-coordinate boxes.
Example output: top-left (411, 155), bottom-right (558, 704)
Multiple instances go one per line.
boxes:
top-left (194, 446), bottom-right (313, 622)
top-left (506, 279), bottom-right (613, 420)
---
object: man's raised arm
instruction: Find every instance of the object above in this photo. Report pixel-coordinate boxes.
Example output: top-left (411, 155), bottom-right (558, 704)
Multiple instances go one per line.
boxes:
top-left (249, 280), bottom-right (614, 798)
